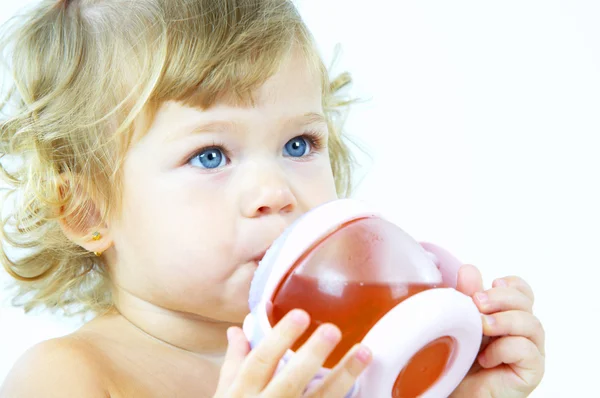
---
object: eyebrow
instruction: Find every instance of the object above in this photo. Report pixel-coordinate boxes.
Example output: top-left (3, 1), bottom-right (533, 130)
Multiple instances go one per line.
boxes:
top-left (171, 112), bottom-right (327, 141)
top-left (291, 112), bottom-right (327, 127)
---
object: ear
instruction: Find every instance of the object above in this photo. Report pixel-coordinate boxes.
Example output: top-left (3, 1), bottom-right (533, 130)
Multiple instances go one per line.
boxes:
top-left (56, 176), bottom-right (113, 256)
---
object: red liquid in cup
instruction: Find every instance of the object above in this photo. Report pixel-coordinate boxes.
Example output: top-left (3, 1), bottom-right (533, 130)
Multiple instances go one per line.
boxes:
top-left (269, 275), bottom-right (455, 395)
top-left (269, 273), bottom-right (436, 368)
top-left (268, 217), bottom-right (455, 395)
top-left (393, 336), bottom-right (455, 398)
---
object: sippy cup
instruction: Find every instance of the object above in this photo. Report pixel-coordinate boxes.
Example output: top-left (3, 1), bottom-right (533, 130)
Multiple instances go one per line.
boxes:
top-left (243, 199), bottom-right (482, 397)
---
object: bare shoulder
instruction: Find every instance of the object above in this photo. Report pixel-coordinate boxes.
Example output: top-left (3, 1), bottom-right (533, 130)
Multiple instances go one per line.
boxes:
top-left (0, 334), bottom-right (110, 398)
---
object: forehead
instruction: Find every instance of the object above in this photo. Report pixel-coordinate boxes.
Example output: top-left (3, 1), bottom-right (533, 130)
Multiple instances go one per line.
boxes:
top-left (133, 49), bottom-right (325, 145)
top-left (251, 49), bottom-right (324, 106)
top-left (162, 53), bottom-right (320, 119)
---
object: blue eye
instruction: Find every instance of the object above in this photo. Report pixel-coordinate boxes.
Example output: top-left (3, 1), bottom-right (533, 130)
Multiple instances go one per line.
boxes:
top-left (189, 147), bottom-right (226, 169)
top-left (284, 136), bottom-right (310, 157)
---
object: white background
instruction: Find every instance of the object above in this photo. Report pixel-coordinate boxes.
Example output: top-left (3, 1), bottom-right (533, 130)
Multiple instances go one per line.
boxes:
top-left (1, 0), bottom-right (599, 396)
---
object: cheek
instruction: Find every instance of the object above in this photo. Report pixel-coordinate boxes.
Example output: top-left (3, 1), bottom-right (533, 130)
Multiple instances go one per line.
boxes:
top-left (287, 157), bottom-right (338, 201)
top-left (112, 174), bottom-right (238, 291)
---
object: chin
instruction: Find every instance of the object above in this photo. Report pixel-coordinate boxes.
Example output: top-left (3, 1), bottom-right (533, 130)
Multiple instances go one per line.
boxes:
top-left (219, 307), bottom-right (250, 324)
top-left (213, 295), bottom-right (251, 324)
top-left (234, 295), bottom-right (253, 321)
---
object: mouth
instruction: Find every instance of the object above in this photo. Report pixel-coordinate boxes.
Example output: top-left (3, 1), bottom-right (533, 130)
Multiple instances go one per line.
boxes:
top-left (251, 252), bottom-right (266, 264)
top-left (250, 249), bottom-right (268, 264)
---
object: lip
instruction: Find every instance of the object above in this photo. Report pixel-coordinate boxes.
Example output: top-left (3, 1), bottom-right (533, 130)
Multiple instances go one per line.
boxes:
top-left (251, 252), bottom-right (266, 263)
top-left (250, 249), bottom-right (268, 264)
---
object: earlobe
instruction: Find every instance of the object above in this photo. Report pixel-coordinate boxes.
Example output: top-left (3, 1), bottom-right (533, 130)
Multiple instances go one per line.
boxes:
top-left (56, 175), bottom-right (113, 256)
top-left (85, 230), bottom-right (112, 257)
top-left (58, 215), bottom-right (113, 256)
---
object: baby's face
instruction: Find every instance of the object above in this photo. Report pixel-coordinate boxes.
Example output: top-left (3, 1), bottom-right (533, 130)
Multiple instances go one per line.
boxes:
top-left (107, 52), bottom-right (338, 322)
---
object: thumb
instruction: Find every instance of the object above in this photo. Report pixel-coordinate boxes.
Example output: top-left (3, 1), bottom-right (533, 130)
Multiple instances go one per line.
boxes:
top-left (215, 327), bottom-right (250, 393)
top-left (456, 264), bottom-right (484, 297)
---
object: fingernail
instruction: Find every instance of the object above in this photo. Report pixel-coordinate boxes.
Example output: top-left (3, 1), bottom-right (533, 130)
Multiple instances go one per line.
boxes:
top-left (477, 352), bottom-right (487, 366)
top-left (475, 292), bottom-right (488, 305)
top-left (321, 325), bottom-right (341, 343)
top-left (291, 310), bottom-right (309, 326)
top-left (484, 315), bottom-right (496, 326)
top-left (355, 346), bottom-right (372, 364)
top-left (227, 327), bottom-right (235, 343)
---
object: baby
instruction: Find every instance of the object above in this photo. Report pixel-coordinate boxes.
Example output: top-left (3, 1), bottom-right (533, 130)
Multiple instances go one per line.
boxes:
top-left (0, 0), bottom-right (545, 397)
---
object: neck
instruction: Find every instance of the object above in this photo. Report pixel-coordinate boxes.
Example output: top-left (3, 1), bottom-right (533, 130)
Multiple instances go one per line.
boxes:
top-left (110, 286), bottom-right (241, 355)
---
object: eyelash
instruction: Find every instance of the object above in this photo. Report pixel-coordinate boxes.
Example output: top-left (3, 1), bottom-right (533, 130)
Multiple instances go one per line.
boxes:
top-left (296, 130), bottom-right (327, 154)
top-left (185, 130), bottom-right (327, 166)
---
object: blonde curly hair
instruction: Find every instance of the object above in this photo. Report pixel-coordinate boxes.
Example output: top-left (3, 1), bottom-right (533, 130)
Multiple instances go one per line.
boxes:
top-left (0, 0), bottom-right (357, 316)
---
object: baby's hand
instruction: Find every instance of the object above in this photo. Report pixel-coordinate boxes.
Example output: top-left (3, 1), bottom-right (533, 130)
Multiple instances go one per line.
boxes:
top-left (451, 265), bottom-right (545, 398)
top-left (214, 310), bottom-right (372, 398)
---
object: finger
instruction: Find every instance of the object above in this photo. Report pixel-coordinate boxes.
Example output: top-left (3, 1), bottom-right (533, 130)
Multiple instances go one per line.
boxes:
top-left (456, 264), bottom-right (484, 297)
top-left (493, 276), bottom-right (535, 303)
top-left (215, 327), bottom-right (250, 392)
top-left (468, 335), bottom-right (493, 371)
top-left (263, 323), bottom-right (342, 397)
top-left (238, 309), bottom-right (311, 392)
top-left (474, 287), bottom-right (534, 314)
top-left (482, 311), bottom-right (545, 356)
top-left (478, 336), bottom-right (545, 390)
top-left (313, 344), bottom-right (372, 397)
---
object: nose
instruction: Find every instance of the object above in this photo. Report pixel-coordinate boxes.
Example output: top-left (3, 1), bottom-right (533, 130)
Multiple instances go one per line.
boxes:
top-left (239, 166), bottom-right (298, 218)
